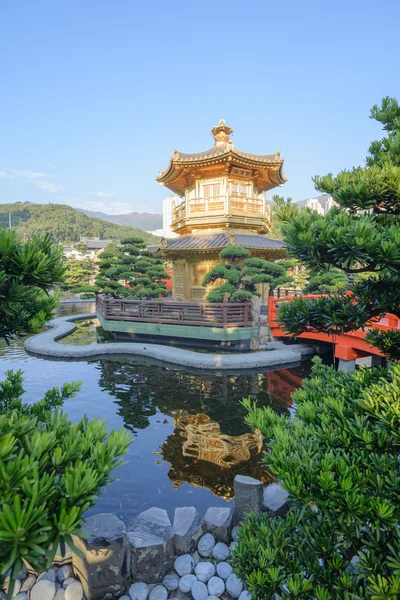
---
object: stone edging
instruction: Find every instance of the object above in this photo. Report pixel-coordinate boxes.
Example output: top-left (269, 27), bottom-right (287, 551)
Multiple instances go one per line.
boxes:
top-left (24, 314), bottom-right (315, 370)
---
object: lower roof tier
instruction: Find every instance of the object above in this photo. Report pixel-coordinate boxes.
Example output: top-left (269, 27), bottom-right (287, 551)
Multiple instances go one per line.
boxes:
top-left (154, 232), bottom-right (286, 258)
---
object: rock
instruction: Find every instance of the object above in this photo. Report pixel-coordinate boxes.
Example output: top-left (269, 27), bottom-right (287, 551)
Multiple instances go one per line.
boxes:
top-left (226, 574), bottom-right (243, 599)
top-left (162, 574), bottom-right (179, 591)
top-left (38, 569), bottom-right (57, 584)
top-left (129, 582), bottom-right (149, 600)
top-left (263, 483), bottom-right (289, 517)
top-left (191, 581), bottom-right (208, 600)
top-left (56, 566), bottom-right (72, 584)
top-left (178, 575), bottom-right (196, 594)
top-left (173, 507), bottom-right (203, 555)
top-left (231, 526), bottom-right (239, 541)
top-left (194, 562), bottom-right (215, 583)
top-left (230, 541), bottom-right (238, 554)
top-left (72, 513), bottom-right (129, 600)
top-left (0, 592), bottom-right (6, 600)
top-left (21, 575), bottom-right (37, 592)
top-left (172, 592), bottom-right (190, 600)
top-left (31, 580), bottom-right (56, 600)
top-left (212, 542), bottom-right (230, 561)
top-left (206, 597), bottom-right (220, 600)
top-left (128, 507), bottom-right (174, 584)
top-left (54, 591), bottom-right (66, 600)
top-left (174, 554), bottom-right (194, 577)
top-left (13, 594), bottom-right (27, 600)
top-left (239, 592), bottom-right (252, 600)
top-left (17, 571), bottom-right (26, 580)
top-left (233, 475), bottom-right (263, 523)
top-left (216, 562), bottom-right (232, 581)
top-left (63, 578), bottom-right (77, 589)
top-left (202, 508), bottom-right (233, 544)
top-left (65, 581), bottom-right (83, 600)
top-left (197, 533), bottom-right (215, 557)
top-left (207, 577), bottom-right (225, 597)
top-left (120, 597), bottom-right (131, 600)
top-left (149, 586), bottom-right (168, 600)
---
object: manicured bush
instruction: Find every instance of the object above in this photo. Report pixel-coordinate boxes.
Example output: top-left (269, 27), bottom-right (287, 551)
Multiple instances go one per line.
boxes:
top-left (0, 370), bottom-right (131, 594)
top-left (233, 358), bottom-right (400, 599)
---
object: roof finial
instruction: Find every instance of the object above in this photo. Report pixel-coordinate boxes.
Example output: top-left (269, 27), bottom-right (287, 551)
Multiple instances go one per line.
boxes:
top-left (211, 119), bottom-right (233, 146)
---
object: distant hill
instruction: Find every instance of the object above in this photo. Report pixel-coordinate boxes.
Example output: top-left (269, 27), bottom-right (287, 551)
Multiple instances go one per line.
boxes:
top-left (0, 202), bottom-right (160, 244)
top-left (81, 209), bottom-right (163, 231)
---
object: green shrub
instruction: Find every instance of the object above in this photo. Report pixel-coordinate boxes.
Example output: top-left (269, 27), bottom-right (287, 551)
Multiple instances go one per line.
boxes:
top-left (233, 359), bottom-right (400, 599)
top-left (0, 370), bottom-right (131, 594)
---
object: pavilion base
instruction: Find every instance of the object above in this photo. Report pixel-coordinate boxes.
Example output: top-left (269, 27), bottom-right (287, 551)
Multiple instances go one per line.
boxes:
top-left (97, 311), bottom-right (259, 351)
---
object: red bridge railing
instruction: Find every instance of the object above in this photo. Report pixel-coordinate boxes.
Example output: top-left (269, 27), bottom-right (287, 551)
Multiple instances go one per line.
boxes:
top-left (96, 295), bottom-right (251, 328)
top-left (268, 292), bottom-right (400, 358)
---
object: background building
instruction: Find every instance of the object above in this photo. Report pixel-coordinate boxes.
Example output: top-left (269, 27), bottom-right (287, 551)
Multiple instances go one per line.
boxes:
top-left (296, 193), bottom-right (336, 215)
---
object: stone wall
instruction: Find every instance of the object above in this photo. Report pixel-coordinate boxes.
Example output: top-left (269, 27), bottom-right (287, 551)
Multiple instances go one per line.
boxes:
top-left (2, 477), bottom-right (288, 600)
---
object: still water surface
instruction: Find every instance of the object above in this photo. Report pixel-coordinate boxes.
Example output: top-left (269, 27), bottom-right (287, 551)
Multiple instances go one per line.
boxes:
top-left (0, 302), bottom-right (315, 522)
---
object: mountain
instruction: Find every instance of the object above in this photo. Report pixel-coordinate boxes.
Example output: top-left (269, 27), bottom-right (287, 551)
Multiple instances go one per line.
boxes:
top-left (81, 209), bottom-right (163, 231)
top-left (0, 202), bottom-right (160, 244)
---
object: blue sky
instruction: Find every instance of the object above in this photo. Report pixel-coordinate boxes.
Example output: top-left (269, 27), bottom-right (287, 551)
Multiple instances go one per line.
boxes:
top-left (0, 0), bottom-right (399, 215)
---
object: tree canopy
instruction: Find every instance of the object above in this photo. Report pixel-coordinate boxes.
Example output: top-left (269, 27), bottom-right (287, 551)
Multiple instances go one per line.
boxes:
top-left (0, 230), bottom-right (65, 341)
top-left (202, 245), bottom-right (292, 303)
top-left (0, 202), bottom-right (159, 245)
top-left (95, 237), bottom-right (170, 299)
top-left (277, 97), bottom-right (400, 360)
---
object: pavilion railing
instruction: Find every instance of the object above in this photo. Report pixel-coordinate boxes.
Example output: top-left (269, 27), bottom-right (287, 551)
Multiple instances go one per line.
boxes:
top-left (96, 295), bottom-right (251, 328)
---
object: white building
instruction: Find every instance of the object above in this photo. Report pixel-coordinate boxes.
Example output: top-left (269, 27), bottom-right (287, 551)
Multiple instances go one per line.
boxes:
top-left (147, 196), bottom-right (179, 238)
top-left (297, 193), bottom-right (336, 215)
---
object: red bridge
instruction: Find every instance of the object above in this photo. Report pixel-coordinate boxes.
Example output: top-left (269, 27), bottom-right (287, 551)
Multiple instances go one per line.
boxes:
top-left (267, 291), bottom-right (400, 364)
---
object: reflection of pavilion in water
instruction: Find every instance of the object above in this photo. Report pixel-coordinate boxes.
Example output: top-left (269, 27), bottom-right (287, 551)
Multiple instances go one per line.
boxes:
top-left (161, 413), bottom-right (273, 500)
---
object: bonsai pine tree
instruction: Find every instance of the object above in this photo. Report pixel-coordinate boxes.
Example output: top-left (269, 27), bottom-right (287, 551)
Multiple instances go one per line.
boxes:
top-left (233, 98), bottom-right (400, 600)
top-left (276, 97), bottom-right (400, 360)
top-left (202, 245), bottom-right (291, 302)
top-left (95, 237), bottom-right (170, 299)
top-left (0, 230), bottom-right (65, 341)
top-left (63, 257), bottom-right (95, 291)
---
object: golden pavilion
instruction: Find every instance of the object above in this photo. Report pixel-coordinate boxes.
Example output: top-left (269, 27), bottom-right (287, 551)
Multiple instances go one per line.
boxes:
top-left (156, 120), bottom-right (287, 302)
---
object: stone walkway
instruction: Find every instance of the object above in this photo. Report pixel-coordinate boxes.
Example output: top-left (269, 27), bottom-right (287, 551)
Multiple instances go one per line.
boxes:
top-left (24, 314), bottom-right (316, 371)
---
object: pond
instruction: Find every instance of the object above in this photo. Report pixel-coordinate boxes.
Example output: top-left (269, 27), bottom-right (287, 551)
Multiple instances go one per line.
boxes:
top-left (0, 301), bottom-right (320, 523)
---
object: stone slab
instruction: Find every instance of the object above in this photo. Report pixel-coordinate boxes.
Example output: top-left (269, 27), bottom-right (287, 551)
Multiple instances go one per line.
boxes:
top-left (263, 483), bottom-right (289, 516)
top-left (173, 507), bottom-right (203, 555)
top-left (234, 475), bottom-right (263, 523)
top-left (202, 508), bottom-right (233, 544)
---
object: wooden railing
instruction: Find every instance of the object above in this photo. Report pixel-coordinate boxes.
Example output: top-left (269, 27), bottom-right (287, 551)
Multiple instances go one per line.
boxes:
top-left (172, 195), bottom-right (268, 222)
top-left (97, 295), bottom-right (251, 328)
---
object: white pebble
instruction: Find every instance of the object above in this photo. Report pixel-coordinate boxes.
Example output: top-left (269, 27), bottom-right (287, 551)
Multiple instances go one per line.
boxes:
top-left (62, 578), bottom-right (77, 589)
top-left (31, 580), bottom-right (56, 600)
top-left (162, 574), bottom-right (179, 591)
top-left (195, 562), bottom-right (215, 583)
top-left (129, 582), bottom-right (149, 600)
top-left (149, 585), bottom-right (168, 600)
top-left (56, 566), bottom-right (72, 584)
top-left (231, 527), bottom-right (239, 541)
top-left (65, 580), bottom-right (83, 600)
top-left (21, 575), bottom-right (37, 592)
top-left (230, 541), bottom-right (238, 554)
top-left (198, 533), bottom-right (216, 558)
top-left (192, 581), bottom-right (208, 600)
top-left (226, 574), bottom-right (243, 599)
top-left (239, 591), bottom-right (252, 600)
top-left (174, 554), bottom-right (194, 576)
top-left (179, 574), bottom-right (196, 593)
top-left (207, 577), bottom-right (225, 597)
top-left (212, 542), bottom-right (230, 561)
top-left (216, 562), bottom-right (232, 580)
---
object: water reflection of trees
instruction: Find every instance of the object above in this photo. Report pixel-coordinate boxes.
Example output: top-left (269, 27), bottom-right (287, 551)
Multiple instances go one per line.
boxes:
top-left (94, 357), bottom-right (304, 435)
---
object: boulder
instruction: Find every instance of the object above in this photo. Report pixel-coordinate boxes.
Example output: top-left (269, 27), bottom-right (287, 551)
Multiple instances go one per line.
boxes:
top-left (128, 507), bottom-right (174, 584)
top-left (202, 508), bottom-right (233, 544)
top-left (173, 507), bottom-right (203, 555)
top-left (263, 483), bottom-right (289, 517)
top-left (72, 513), bottom-right (130, 600)
top-left (233, 475), bottom-right (263, 523)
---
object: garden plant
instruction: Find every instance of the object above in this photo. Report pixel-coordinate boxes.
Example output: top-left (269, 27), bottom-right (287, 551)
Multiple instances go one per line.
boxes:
top-left (233, 97), bottom-right (400, 599)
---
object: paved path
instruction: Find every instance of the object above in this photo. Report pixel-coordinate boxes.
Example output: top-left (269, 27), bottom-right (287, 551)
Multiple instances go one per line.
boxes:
top-left (25, 313), bottom-right (316, 371)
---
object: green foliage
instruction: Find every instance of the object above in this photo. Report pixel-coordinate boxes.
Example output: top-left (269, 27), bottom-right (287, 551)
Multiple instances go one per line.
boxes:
top-left (0, 202), bottom-right (159, 245)
top-left (0, 230), bottom-right (64, 341)
top-left (277, 98), bottom-right (400, 360)
top-left (234, 359), bottom-right (400, 599)
top-left (367, 96), bottom-right (400, 167)
top-left (63, 258), bottom-right (95, 290)
top-left (303, 269), bottom-right (348, 294)
top-left (95, 238), bottom-right (170, 299)
top-left (268, 195), bottom-right (300, 239)
top-left (202, 245), bottom-right (291, 303)
top-left (0, 370), bottom-right (131, 594)
top-left (366, 329), bottom-right (400, 362)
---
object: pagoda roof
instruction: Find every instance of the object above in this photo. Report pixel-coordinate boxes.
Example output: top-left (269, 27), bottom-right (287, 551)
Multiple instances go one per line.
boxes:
top-left (156, 119), bottom-right (287, 196)
top-left (155, 232), bottom-right (286, 256)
